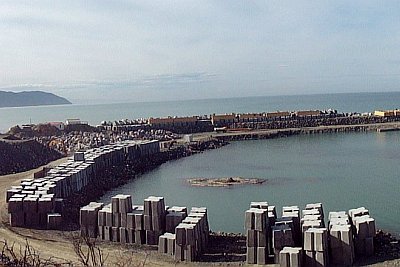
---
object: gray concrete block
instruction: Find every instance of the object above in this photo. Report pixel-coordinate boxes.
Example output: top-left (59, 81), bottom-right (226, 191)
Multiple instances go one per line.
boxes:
top-left (120, 227), bottom-right (127, 243)
top-left (245, 209), bottom-right (254, 230)
top-left (175, 244), bottom-right (185, 261)
top-left (134, 214), bottom-right (143, 230)
top-left (135, 230), bottom-right (145, 245)
top-left (144, 215), bottom-right (152, 230)
top-left (247, 229), bottom-right (257, 247)
top-left (104, 226), bottom-right (112, 241)
top-left (246, 246), bottom-right (257, 264)
top-left (127, 228), bottom-right (135, 243)
top-left (257, 246), bottom-right (268, 265)
top-left (111, 226), bottom-right (120, 242)
top-left (158, 235), bottom-right (167, 253)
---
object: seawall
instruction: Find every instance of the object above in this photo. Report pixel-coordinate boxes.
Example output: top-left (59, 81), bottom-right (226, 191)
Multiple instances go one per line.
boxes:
top-left (205, 123), bottom-right (400, 141)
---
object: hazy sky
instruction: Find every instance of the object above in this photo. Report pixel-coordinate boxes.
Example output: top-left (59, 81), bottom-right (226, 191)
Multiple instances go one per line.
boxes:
top-left (1, 1), bottom-right (400, 104)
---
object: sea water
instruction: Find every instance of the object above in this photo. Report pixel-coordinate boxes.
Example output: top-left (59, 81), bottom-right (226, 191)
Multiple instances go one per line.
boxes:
top-left (100, 131), bottom-right (400, 235)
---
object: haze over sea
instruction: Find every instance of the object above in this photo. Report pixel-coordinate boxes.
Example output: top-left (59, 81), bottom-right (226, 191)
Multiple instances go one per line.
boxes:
top-left (1, 91), bottom-right (400, 133)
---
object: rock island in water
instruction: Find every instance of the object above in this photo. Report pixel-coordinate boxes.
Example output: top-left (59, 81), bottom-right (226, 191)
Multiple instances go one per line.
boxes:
top-left (187, 177), bottom-right (266, 187)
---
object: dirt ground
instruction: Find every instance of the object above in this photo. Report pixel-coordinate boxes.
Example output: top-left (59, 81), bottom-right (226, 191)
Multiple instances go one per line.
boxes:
top-left (0, 158), bottom-right (399, 266)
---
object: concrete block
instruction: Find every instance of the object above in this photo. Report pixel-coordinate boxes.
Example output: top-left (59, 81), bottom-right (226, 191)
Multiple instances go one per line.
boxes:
top-left (8, 198), bottom-right (23, 213)
top-left (250, 201), bottom-right (268, 209)
top-left (315, 251), bottom-right (328, 267)
top-left (104, 226), bottom-right (112, 241)
top-left (245, 209), bottom-right (254, 230)
top-left (254, 209), bottom-right (267, 231)
top-left (105, 210), bottom-right (113, 226)
top-left (257, 246), bottom-right (268, 265)
top-left (158, 235), bottom-right (167, 253)
top-left (135, 230), bottom-right (145, 245)
top-left (176, 224), bottom-right (186, 245)
top-left (47, 213), bottom-right (62, 230)
top-left (365, 237), bottom-right (374, 256)
top-left (9, 211), bottom-right (24, 227)
top-left (120, 227), bottom-right (127, 243)
top-left (144, 215), bottom-right (152, 230)
top-left (127, 228), bottom-right (135, 243)
top-left (247, 229), bottom-right (257, 247)
top-left (175, 244), bottom-right (185, 261)
top-left (111, 226), bottom-right (120, 242)
top-left (246, 246), bottom-right (257, 264)
top-left (126, 213), bottom-right (135, 229)
top-left (167, 234), bottom-right (176, 255)
top-left (134, 214), bottom-right (144, 230)
top-left (257, 230), bottom-right (268, 247)
top-left (113, 213), bottom-right (121, 227)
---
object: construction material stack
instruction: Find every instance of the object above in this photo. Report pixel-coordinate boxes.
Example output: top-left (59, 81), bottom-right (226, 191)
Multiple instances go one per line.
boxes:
top-left (144, 196), bottom-right (166, 245)
top-left (282, 206), bottom-right (301, 246)
top-left (165, 206), bottom-right (187, 233)
top-left (174, 207), bottom-right (209, 262)
top-left (328, 211), bottom-right (354, 266)
top-left (349, 207), bottom-right (376, 257)
top-left (301, 203), bottom-right (325, 233)
top-left (304, 227), bottom-right (329, 266)
top-left (6, 140), bottom-right (160, 230)
top-left (245, 202), bottom-right (269, 264)
top-left (80, 202), bottom-right (104, 237)
top-left (279, 247), bottom-right (303, 267)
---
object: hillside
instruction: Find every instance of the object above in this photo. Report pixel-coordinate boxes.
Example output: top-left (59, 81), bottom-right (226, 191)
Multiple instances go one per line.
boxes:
top-left (0, 91), bottom-right (71, 107)
top-left (0, 139), bottom-right (62, 175)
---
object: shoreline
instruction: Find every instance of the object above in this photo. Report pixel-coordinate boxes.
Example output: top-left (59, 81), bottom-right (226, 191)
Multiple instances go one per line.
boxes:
top-left (191, 121), bottom-right (400, 142)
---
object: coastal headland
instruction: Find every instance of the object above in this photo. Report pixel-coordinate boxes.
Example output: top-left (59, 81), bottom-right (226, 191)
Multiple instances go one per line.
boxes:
top-left (1, 109), bottom-right (400, 266)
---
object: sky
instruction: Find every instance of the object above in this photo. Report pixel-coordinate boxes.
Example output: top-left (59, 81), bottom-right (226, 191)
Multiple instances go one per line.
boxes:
top-left (0, 1), bottom-right (400, 104)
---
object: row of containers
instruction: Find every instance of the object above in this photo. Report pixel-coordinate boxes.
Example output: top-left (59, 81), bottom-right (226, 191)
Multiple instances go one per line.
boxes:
top-left (5, 140), bottom-right (160, 229)
top-left (245, 202), bottom-right (376, 266)
top-left (80, 194), bottom-right (209, 262)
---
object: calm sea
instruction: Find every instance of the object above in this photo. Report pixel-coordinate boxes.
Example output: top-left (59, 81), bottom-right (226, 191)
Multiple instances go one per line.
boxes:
top-left (100, 131), bottom-right (400, 236)
top-left (1, 91), bottom-right (400, 132)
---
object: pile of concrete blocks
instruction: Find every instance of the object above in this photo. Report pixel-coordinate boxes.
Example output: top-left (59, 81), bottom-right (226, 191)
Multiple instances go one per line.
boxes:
top-left (96, 195), bottom-right (147, 245)
top-left (304, 227), bottom-right (329, 266)
top-left (174, 207), bottom-right (209, 262)
top-left (80, 202), bottom-right (104, 237)
top-left (6, 140), bottom-right (160, 230)
top-left (245, 202), bottom-right (270, 265)
top-left (279, 247), bottom-right (303, 267)
top-left (328, 211), bottom-right (354, 266)
top-left (158, 233), bottom-right (176, 255)
top-left (349, 207), bottom-right (375, 257)
top-left (282, 206), bottom-right (301, 246)
top-left (272, 222), bottom-right (295, 262)
top-left (165, 206), bottom-right (187, 233)
top-left (144, 196), bottom-right (166, 245)
top-left (301, 203), bottom-right (325, 233)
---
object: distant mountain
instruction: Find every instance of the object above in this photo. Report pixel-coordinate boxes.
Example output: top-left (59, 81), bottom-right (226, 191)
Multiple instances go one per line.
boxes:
top-left (0, 91), bottom-right (71, 107)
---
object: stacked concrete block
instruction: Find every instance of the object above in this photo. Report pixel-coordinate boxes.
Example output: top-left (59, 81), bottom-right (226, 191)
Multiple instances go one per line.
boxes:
top-left (279, 247), bottom-right (303, 267)
top-left (166, 206), bottom-right (187, 233)
top-left (144, 196), bottom-right (166, 245)
top-left (282, 206), bottom-right (301, 246)
top-left (349, 208), bottom-right (375, 257)
top-left (171, 206), bottom-right (209, 262)
top-left (80, 202), bottom-right (104, 237)
top-left (7, 141), bottom-right (160, 230)
top-left (245, 207), bottom-right (270, 264)
top-left (47, 213), bottom-right (63, 229)
top-left (329, 224), bottom-right (354, 266)
top-left (328, 211), bottom-right (349, 230)
top-left (304, 228), bottom-right (329, 267)
top-left (272, 224), bottom-right (294, 262)
top-left (301, 203), bottom-right (325, 233)
top-left (158, 233), bottom-right (176, 255)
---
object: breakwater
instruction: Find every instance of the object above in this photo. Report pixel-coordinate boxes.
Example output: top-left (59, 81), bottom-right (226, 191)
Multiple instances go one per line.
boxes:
top-left (211, 123), bottom-right (398, 141)
top-left (5, 138), bottom-right (226, 229)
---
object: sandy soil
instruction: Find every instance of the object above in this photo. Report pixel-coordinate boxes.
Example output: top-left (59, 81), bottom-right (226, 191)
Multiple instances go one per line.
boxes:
top-left (0, 149), bottom-right (399, 266)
